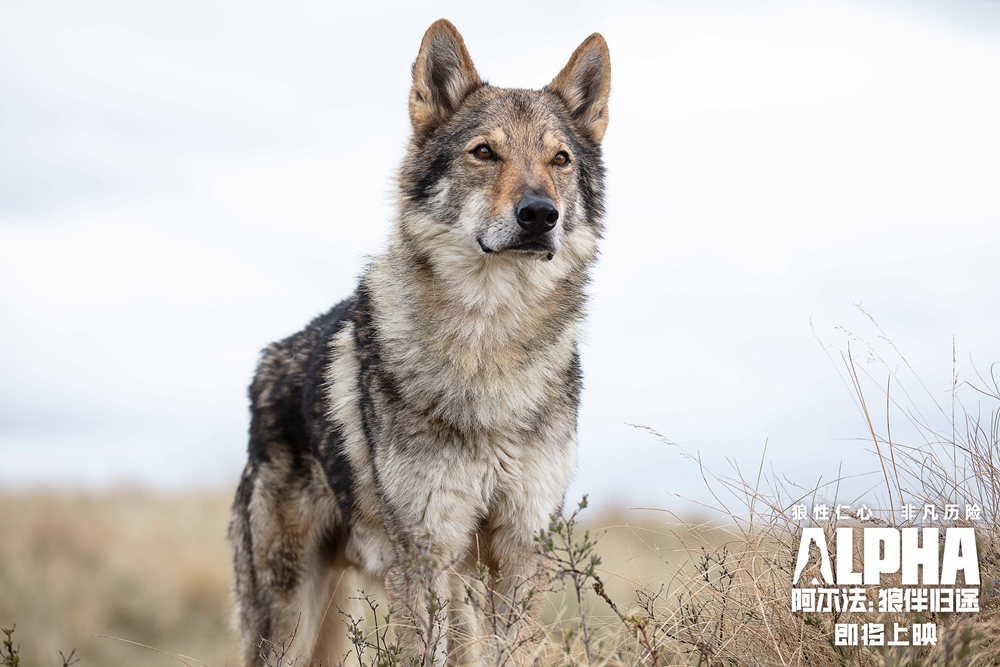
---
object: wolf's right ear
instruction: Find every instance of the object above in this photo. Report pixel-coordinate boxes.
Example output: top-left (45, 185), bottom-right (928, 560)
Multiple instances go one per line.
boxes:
top-left (546, 34), bottom-right (611, 143)
top-left (409, 20), bottom-right (482, 136)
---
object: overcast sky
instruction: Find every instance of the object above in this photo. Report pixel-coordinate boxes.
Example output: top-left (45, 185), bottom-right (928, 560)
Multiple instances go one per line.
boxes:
top-left (1, 0), bottom-right (998, 513)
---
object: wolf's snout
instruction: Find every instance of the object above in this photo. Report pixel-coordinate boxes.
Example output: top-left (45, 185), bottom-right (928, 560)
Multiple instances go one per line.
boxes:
top-left (516, 195), bottom-right (559, 234)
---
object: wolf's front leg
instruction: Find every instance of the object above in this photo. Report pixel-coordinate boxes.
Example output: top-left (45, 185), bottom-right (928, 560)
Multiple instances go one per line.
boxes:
top-left (485, 526), bottom-right (547, 637)
top-left (385, 551), bottom-right (455, 667)
top-left (384, 534), bottom-right (481, 667)
top-left (480, 489), bottom-right (567, 658)
top-left (378, 453), bottom-right (488, 666)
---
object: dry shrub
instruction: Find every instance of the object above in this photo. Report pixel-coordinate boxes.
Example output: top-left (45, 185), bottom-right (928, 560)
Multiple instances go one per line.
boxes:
top-left (556, 319), bottom-right (1000, 667)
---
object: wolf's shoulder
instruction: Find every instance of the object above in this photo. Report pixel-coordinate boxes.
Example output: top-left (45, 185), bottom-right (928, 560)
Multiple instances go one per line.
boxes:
top-left (244, 295), bottom-right (358, 471)
top-left (253, 297), bottom-right (355, 383)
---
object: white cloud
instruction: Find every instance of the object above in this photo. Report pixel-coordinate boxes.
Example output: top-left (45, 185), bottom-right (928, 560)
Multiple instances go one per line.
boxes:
top-left (0, 219), bottom-right (284, 310)
top-left (208, 134), bottom-right (401, 246)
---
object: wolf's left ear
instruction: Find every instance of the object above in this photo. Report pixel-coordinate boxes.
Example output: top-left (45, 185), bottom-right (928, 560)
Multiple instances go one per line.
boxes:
top-left (409, 19), bottom-right (482, 135)
top-left (546, 34), bottom-right (611, 143)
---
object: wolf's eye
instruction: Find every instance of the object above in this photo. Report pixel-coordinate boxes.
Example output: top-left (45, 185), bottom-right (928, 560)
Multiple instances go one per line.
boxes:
top-left (472, 144), bottom-right (493, 160)
top-left (553, 151), bottom-right (570, 166)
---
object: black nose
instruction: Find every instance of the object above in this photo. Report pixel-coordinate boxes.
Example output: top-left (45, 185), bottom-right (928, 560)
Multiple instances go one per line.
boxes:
top-left (515, 195), bottom-right (559, 234)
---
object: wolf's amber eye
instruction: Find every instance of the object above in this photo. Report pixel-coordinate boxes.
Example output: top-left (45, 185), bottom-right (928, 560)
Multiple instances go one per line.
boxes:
top-left (472, 144), bottom-right (493, 160)
top-left (553, 151), bottom-right (570, 166)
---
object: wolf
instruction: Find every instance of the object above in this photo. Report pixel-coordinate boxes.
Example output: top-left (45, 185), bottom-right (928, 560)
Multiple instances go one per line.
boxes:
top-left (228, 18), bottom-right (610, 667)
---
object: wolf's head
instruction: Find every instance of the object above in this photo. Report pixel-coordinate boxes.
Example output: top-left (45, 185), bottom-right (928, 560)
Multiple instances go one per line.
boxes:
top-left (394, 20), bottom-right (609, 282)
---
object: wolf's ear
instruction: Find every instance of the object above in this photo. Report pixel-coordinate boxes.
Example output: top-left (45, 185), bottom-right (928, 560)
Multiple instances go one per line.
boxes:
top-left (546, 34), bottom-right (611, 143)
top-left (409, 20), bottom-right (482, 135)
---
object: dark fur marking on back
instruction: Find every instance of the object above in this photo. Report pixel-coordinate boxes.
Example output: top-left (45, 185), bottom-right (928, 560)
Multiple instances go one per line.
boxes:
top-left (301, 299), bottom-right (357, 517)
top-left (246, 301), bottom-right (358, 517)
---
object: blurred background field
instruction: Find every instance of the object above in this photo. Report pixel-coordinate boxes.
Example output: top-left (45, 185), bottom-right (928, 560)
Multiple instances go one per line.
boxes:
top-left (0, 489), bottom-right (237, 666)
top-left (0, 489), bottom-right (719, 666)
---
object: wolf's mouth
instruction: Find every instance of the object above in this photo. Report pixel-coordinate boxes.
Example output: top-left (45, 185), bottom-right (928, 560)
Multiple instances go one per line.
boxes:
top-left (477, 237), bottom-right (555, 260)
top-left (508, 240), bottom-right (554, 255)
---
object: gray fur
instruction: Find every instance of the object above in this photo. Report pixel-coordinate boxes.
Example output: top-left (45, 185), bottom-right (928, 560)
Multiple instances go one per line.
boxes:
top-left (229, 19), bottom-right (610, 666)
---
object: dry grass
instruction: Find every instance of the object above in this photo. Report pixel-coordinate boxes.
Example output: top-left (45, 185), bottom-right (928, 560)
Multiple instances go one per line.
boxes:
top-left (0, 489), bottom-right (238, 666)
top-left (2, 329), bottom-right (998, 666)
